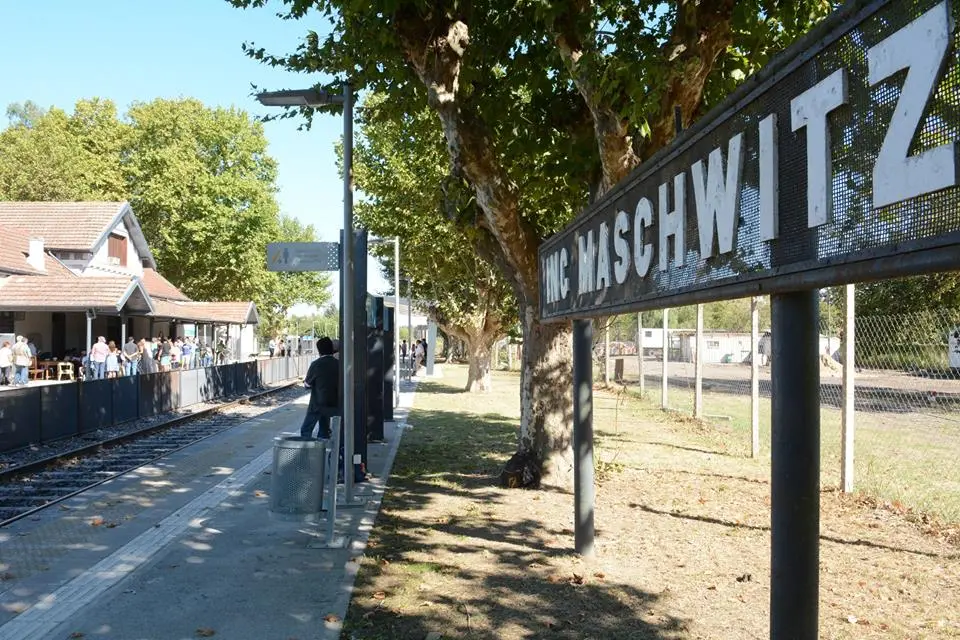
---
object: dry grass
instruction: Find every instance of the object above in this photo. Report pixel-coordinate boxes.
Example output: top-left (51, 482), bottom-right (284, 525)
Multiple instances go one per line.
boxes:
top-left (342, 365), bottom-right (960, 639)
top-left (652, 383), bottom-right (960, 524)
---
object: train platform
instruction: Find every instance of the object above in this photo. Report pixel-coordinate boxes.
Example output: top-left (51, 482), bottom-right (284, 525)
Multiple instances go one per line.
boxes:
top-left (0, 380), bottom-right (417, 640)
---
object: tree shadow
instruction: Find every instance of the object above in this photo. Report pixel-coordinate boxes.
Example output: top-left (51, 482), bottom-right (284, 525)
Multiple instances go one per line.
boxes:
top-left (627, 502), bottom-right (955, 559)
top-left (344, 405), bottom-right (684, 638)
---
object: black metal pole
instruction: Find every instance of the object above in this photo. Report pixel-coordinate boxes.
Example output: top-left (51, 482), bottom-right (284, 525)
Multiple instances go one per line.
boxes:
top-left (770, 290), bottom-right (820, 639)
top-left (572, 318), bottom-right (595, 557)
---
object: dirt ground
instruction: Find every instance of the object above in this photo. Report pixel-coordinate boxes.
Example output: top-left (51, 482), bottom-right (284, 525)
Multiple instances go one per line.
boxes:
top-left (343, 366), bottom-right (960, 639)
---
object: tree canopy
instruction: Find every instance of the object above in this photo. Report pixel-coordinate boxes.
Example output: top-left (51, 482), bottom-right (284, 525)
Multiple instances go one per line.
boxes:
top-left (0, 97), bottom-right (330, 331)
top-left (353, 93), bottom-right (515, 390)
top-left (231, 0), bottom-right (837, 483)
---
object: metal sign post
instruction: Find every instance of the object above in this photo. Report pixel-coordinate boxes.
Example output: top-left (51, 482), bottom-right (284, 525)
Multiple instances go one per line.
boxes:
top-left (537, 2), bottom-right (960, 637)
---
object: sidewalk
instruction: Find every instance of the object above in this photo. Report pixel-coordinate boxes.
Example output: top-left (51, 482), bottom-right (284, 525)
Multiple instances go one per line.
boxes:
top-left (0, 380), bottom-right (417, 640)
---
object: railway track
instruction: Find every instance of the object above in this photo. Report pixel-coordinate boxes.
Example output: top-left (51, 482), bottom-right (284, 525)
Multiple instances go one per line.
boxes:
top-left (0, 383), bottom-right (307, 527)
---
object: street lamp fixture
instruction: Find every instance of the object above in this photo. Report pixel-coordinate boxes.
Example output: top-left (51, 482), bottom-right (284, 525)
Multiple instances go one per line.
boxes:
top-left (255, 88), bottom-right (345, 107)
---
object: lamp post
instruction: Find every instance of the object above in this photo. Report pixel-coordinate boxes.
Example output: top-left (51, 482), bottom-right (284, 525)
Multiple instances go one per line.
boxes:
top-left (256, 84), bottom-right (358, 504)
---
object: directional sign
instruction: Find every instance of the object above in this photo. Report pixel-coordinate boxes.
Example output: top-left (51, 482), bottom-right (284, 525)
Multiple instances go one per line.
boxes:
top-left (266, 242), bottom-right (340, 272)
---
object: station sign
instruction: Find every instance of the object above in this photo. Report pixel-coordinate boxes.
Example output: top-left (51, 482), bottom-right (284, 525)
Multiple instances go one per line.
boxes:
top-left (266, 242), bottom-right (340, 272)
top-left (539, 0), bottom-right (960, 321)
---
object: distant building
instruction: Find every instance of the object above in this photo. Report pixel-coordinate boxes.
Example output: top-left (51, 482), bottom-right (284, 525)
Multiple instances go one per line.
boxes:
top-left (0, 202), bottom-right (258, 359)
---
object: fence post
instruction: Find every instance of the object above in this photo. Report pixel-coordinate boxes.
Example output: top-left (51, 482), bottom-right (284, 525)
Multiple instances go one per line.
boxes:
top-left (751, 296), bottom-right (761, 459)
top-left (604, 321), bottom-right (610, 385)
top-left (841, 284), bottom-right (856, 493)
top-left (694, 303), bottom-right (704, 419)
top-left (661, 309), bottom-right (669, 410)
top-left (637, 312), bottom-right (645, 396)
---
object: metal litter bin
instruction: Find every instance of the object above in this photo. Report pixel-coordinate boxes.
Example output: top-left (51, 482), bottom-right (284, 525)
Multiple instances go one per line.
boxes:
top-left (269, 436), bottom-right (327, 522)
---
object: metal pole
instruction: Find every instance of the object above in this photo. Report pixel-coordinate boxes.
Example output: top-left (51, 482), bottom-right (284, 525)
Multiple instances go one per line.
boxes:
top-left (394, 237), bottom-right (401, 406)
top-left (751, 296), bottom-right (761, 459)
top-left (407, 279), bottom-right (412, 380)
top-left (841, 284), bottom-right (855, 493)
top-left (694, 304), bottom-right (704, 418)
top-left (661, 309), bottom-right (669, 410)
top-left (341, 81), bottom-right (357, 504)
top-left (325, 416), bottom-right (341, 544)
top-left (637, 312), bottom-right (645, 396)
top-left (770, 290), bottom-right (820, 639)
top-left (603, 321), bottom-right (610, 385)
top-left (572, 318), bottom-right (595, 556)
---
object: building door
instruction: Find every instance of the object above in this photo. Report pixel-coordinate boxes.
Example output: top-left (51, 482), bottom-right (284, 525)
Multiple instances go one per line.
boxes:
top-left (51, 313), bottom-right (66, 357)
top-left (106, 316), bottom-right (122, 345)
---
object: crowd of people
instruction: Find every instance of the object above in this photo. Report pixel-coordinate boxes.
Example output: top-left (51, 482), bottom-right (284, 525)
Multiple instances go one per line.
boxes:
top-left (80, 335), bottom-right (226, 380)
top-left (0, 335), bottom-right (232, 387)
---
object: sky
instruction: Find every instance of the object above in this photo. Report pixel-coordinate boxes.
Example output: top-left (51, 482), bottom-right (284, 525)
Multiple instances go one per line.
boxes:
top-left (0, 0), bottom-right (390, 310)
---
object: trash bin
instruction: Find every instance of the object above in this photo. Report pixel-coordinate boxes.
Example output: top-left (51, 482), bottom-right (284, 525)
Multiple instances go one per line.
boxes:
top-left (269, 436), bottom-right (327, 522)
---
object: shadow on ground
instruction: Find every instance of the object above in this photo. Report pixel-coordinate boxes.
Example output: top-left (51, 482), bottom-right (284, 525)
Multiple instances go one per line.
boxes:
top-left (343, 400), bottom-right (684, 639)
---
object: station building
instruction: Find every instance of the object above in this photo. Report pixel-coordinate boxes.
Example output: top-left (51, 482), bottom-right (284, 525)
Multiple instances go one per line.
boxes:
top-left (0, 201), bottom-right (259, 360)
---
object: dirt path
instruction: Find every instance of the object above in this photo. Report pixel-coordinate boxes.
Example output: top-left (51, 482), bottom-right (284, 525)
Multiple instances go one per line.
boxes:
top-left (343, 366), bottom-right (959, 639)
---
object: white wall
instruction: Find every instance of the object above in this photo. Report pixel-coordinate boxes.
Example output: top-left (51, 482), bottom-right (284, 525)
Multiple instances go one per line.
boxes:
top-left (14, 312), bottom-right (52, 352)
top-left (86, 219), bottom-right (145, 277)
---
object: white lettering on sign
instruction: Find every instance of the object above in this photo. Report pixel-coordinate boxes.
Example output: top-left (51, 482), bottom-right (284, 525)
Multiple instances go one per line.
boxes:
top-left (691, 133), bottom-right (745, 257)
top-left (634, 197), bottom-right (654, 278)
top-left (577, 230), bottom-right (596, 294)
top-left (759, 113), bottom-right (779, 241)
top-left (613, 209), bottom-right (631, 284)
top-left (791, 67), bottom-right (849, 228)
top-left (542, 247), bottom-right (571, 303)
top-left (559, 247), bottom-right (570, 299)
top-left (540, 5), bottom-right (960, 317)
top-left (596, 221), bottom-right (612, 290)
top-left (659, 173), bottom-right (686, 271)
top-left (869, 1), bottom-right (957, 209)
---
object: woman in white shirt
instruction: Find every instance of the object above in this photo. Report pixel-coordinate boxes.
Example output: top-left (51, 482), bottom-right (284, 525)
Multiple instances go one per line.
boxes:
top-left (0, 341), bottom-right (13, 385)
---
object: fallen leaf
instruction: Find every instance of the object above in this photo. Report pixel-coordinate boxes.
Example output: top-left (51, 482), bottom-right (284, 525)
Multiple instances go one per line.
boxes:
top-left (547, 574), bottom-right (565, 584)
top-left (593, 572), bottom-right (606, 580)
top-left (196, 628), bottom-right (216, 637)
top-left (254, 490), bottom-right (267, 498)
top-left (570, 573), bottom-right (585, 586)
top-left (736, 573), bottom-right (752, 583)
top-left (372, 591), bottom-right (387, 600)
top-left (105, 522), bottom-right (118, 529)
top-left (69, 633), bottom-right (84, 639)
top-left (90, 517), bottom-right (104, 527)
top-left (323, 614), bottom-right (340, 623)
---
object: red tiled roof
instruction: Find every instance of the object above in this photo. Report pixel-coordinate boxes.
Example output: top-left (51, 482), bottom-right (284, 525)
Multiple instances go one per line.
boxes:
top-left (0, 202), bottom-right (127, 251)
top-left (142, 268), bottom-right (191, 301)
top-left (0, 257), bottom-right (152, 312)
top-left (152, 299), bottom-right (258, 324)
top-left (0, 225), bottom-right (38, 275)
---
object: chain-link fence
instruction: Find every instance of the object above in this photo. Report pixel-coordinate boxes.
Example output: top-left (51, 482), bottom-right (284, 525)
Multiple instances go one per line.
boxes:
top-left (590, 296), bottom-right (960, 509)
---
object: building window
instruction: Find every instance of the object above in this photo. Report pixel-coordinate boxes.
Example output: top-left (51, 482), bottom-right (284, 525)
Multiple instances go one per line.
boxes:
top-left (0, 312), bottom-right (13, 333)
top-left (707, 340), bottom-right (721, 349)
top-left (107, 234), bottom-right (127, 267)
top-left (644, 330), bottom-right (653, 338)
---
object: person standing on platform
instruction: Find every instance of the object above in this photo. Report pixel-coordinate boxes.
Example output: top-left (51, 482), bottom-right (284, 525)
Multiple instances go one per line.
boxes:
top-left (89, 336), bottom-right (109, 380)
top-left (300, 337), bottom-right (341, 439)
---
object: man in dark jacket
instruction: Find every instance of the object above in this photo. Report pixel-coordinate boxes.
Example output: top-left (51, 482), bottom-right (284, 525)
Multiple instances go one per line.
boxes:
top-left (300, 337), bottom-right (341, 438)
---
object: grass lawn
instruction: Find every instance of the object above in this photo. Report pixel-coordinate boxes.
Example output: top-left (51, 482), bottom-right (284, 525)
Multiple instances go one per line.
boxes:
top-left (649, 383), bottom-right (960, 523)
top-left (343, 365), bottom-right (960, 639)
